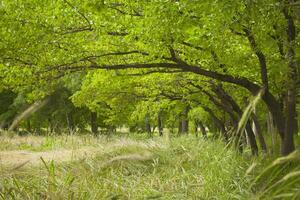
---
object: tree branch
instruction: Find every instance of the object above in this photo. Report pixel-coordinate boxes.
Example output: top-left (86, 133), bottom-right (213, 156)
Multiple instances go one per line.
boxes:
top-left (63, 0), bottom-right (92, 30)
top-left (243, 27), bottom-right (269, 90)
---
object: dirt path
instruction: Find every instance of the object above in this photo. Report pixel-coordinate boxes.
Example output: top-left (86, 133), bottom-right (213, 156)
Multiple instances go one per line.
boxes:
top-left (0, 147), bottom-right (101, 169)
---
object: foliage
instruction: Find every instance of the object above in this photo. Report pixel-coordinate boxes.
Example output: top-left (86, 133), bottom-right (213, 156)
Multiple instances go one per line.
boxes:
top-left (0, 1), bottom-right (300, 198)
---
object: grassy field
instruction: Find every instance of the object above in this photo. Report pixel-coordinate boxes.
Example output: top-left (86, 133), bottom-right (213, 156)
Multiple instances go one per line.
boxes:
top-left (0, 134), bottom-right (299, 200)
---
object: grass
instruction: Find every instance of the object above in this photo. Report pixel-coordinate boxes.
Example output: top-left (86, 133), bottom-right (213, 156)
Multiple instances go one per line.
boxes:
top-left (0, 134), bottom-right (299, 199)
top-left (0, 133), bottom-right (105, 151)
top-left (248, 150), bottom-right (300, 199)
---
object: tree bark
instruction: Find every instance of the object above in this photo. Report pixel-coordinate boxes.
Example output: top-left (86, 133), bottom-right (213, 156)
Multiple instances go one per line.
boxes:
top-left (283, 89), bottom-right (296, 155)
top-left (243, 27), bottom-right (269, 90)
top-left (145, 114), bottom-right (152, 136)
top-left (66, 112), bottom-right (75, 134)
top-left (26, 120), bottom-right (31, 133)
top-left (91, 111), bottom-right (98, 135)
top-left (48, 118), bottom-right (54, 134)
top-left (157, 111), bottom-right (163, 136)
top-left (178, 119), bottom-right (182, 135)
top-left (245, 122), bottom-right (259, 156)
top-left (267, 112), bottom-right (277, 153)
top-left (282, 6), bottom-right (297, 155)
top-left (181, 105), bottom-right (189, 134)
top-left (0, 121), bottom-right (6, 130)
top-left (198, 121), bottom-right (207, 139)
top-left (252, 113), bottom-right (268, 153)
top-left (194, 120), bottom-right (199, 137)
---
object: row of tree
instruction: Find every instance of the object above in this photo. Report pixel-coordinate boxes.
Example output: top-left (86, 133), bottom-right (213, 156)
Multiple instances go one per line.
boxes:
top-left (0, 0), bottom-right (299, 156)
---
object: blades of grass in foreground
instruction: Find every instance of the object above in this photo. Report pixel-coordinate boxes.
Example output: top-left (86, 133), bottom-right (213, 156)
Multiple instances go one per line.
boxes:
top-left (249, 150), bottom-right (300, 199)
top-left (234, 89), bottom-right (264, 151)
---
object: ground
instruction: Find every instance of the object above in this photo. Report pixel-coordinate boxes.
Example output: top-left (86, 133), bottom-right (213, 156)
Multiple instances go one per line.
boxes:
top-left (0, 134), bottom-right (299, 199)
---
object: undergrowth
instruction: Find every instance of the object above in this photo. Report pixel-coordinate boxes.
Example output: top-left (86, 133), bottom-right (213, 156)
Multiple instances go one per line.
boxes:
top-left (0, 135), bottom-right (299, 199)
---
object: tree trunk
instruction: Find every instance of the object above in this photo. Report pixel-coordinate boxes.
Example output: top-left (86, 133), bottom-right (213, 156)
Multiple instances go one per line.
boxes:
top-left (108, 126), bottom-right (116, 136)
top-left (145, 114), bottom-right (152, 136)
top-left (194, 120), bottom-right (199, 137)
top-left (66, 112), bottom-right (75, 134)
top-left (283, 89), bottom-right (297, 155)
top-left (181, 106), bottom-right (189, 134)
top-left (252, 113), bottom-right (267, 153)
top-left (245, 122), bottom-right (259, 156)
top-left (48, 118), bottom-right (54, 134)
top-left (91, 111), bottom-right (98, 135)
top-left (181, 119), bottom-right (189, 134)
top-left (267, 112), bottom-right (277, 154)
top-left (26, 120), bottom-right (31, 133)
top-left (187, 59), bottom-right (288, 153)
top-left (210, 83), bottom-right (258, 155)
top-left (202, 106), bottom-right (228, 141)
top-left (280, 6), bottom-right (298, 155)
top-left (198, 121), bottom-right (207, 139)
top-left (0, 121), bottom-right (4, 130)
top-left (157, 111), bottom-right (163, 136)
top-left (178, 119), bottom-right (182, 135)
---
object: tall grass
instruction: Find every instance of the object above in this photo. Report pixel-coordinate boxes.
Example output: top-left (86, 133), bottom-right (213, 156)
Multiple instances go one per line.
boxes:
top-left (0, 136), bottom-right (252, 199)
top-left (0, 135), bottom-right (299, 199)
top-left (248, 150), bottom-right (300, 200)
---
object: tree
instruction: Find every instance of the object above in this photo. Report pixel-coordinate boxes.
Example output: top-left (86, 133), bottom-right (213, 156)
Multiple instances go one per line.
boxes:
top-left (0, 0), bottom-right (298, 155)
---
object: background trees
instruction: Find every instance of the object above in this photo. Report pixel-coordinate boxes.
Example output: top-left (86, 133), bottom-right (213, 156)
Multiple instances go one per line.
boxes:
top-left (0, 0), bottom-right (299, 156)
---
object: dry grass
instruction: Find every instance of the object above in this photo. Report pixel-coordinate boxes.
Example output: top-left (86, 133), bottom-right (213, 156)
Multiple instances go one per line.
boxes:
top-left (1, 135), bottom-right (298, 199)
top-left (0, 136), bottom-right (251, 199)
top-left (0, 133), bottom-right (104, 151)
top-left (0, 134), bottom-right (166, 171)
top-left (0, 147), bottom-right (101, 169)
